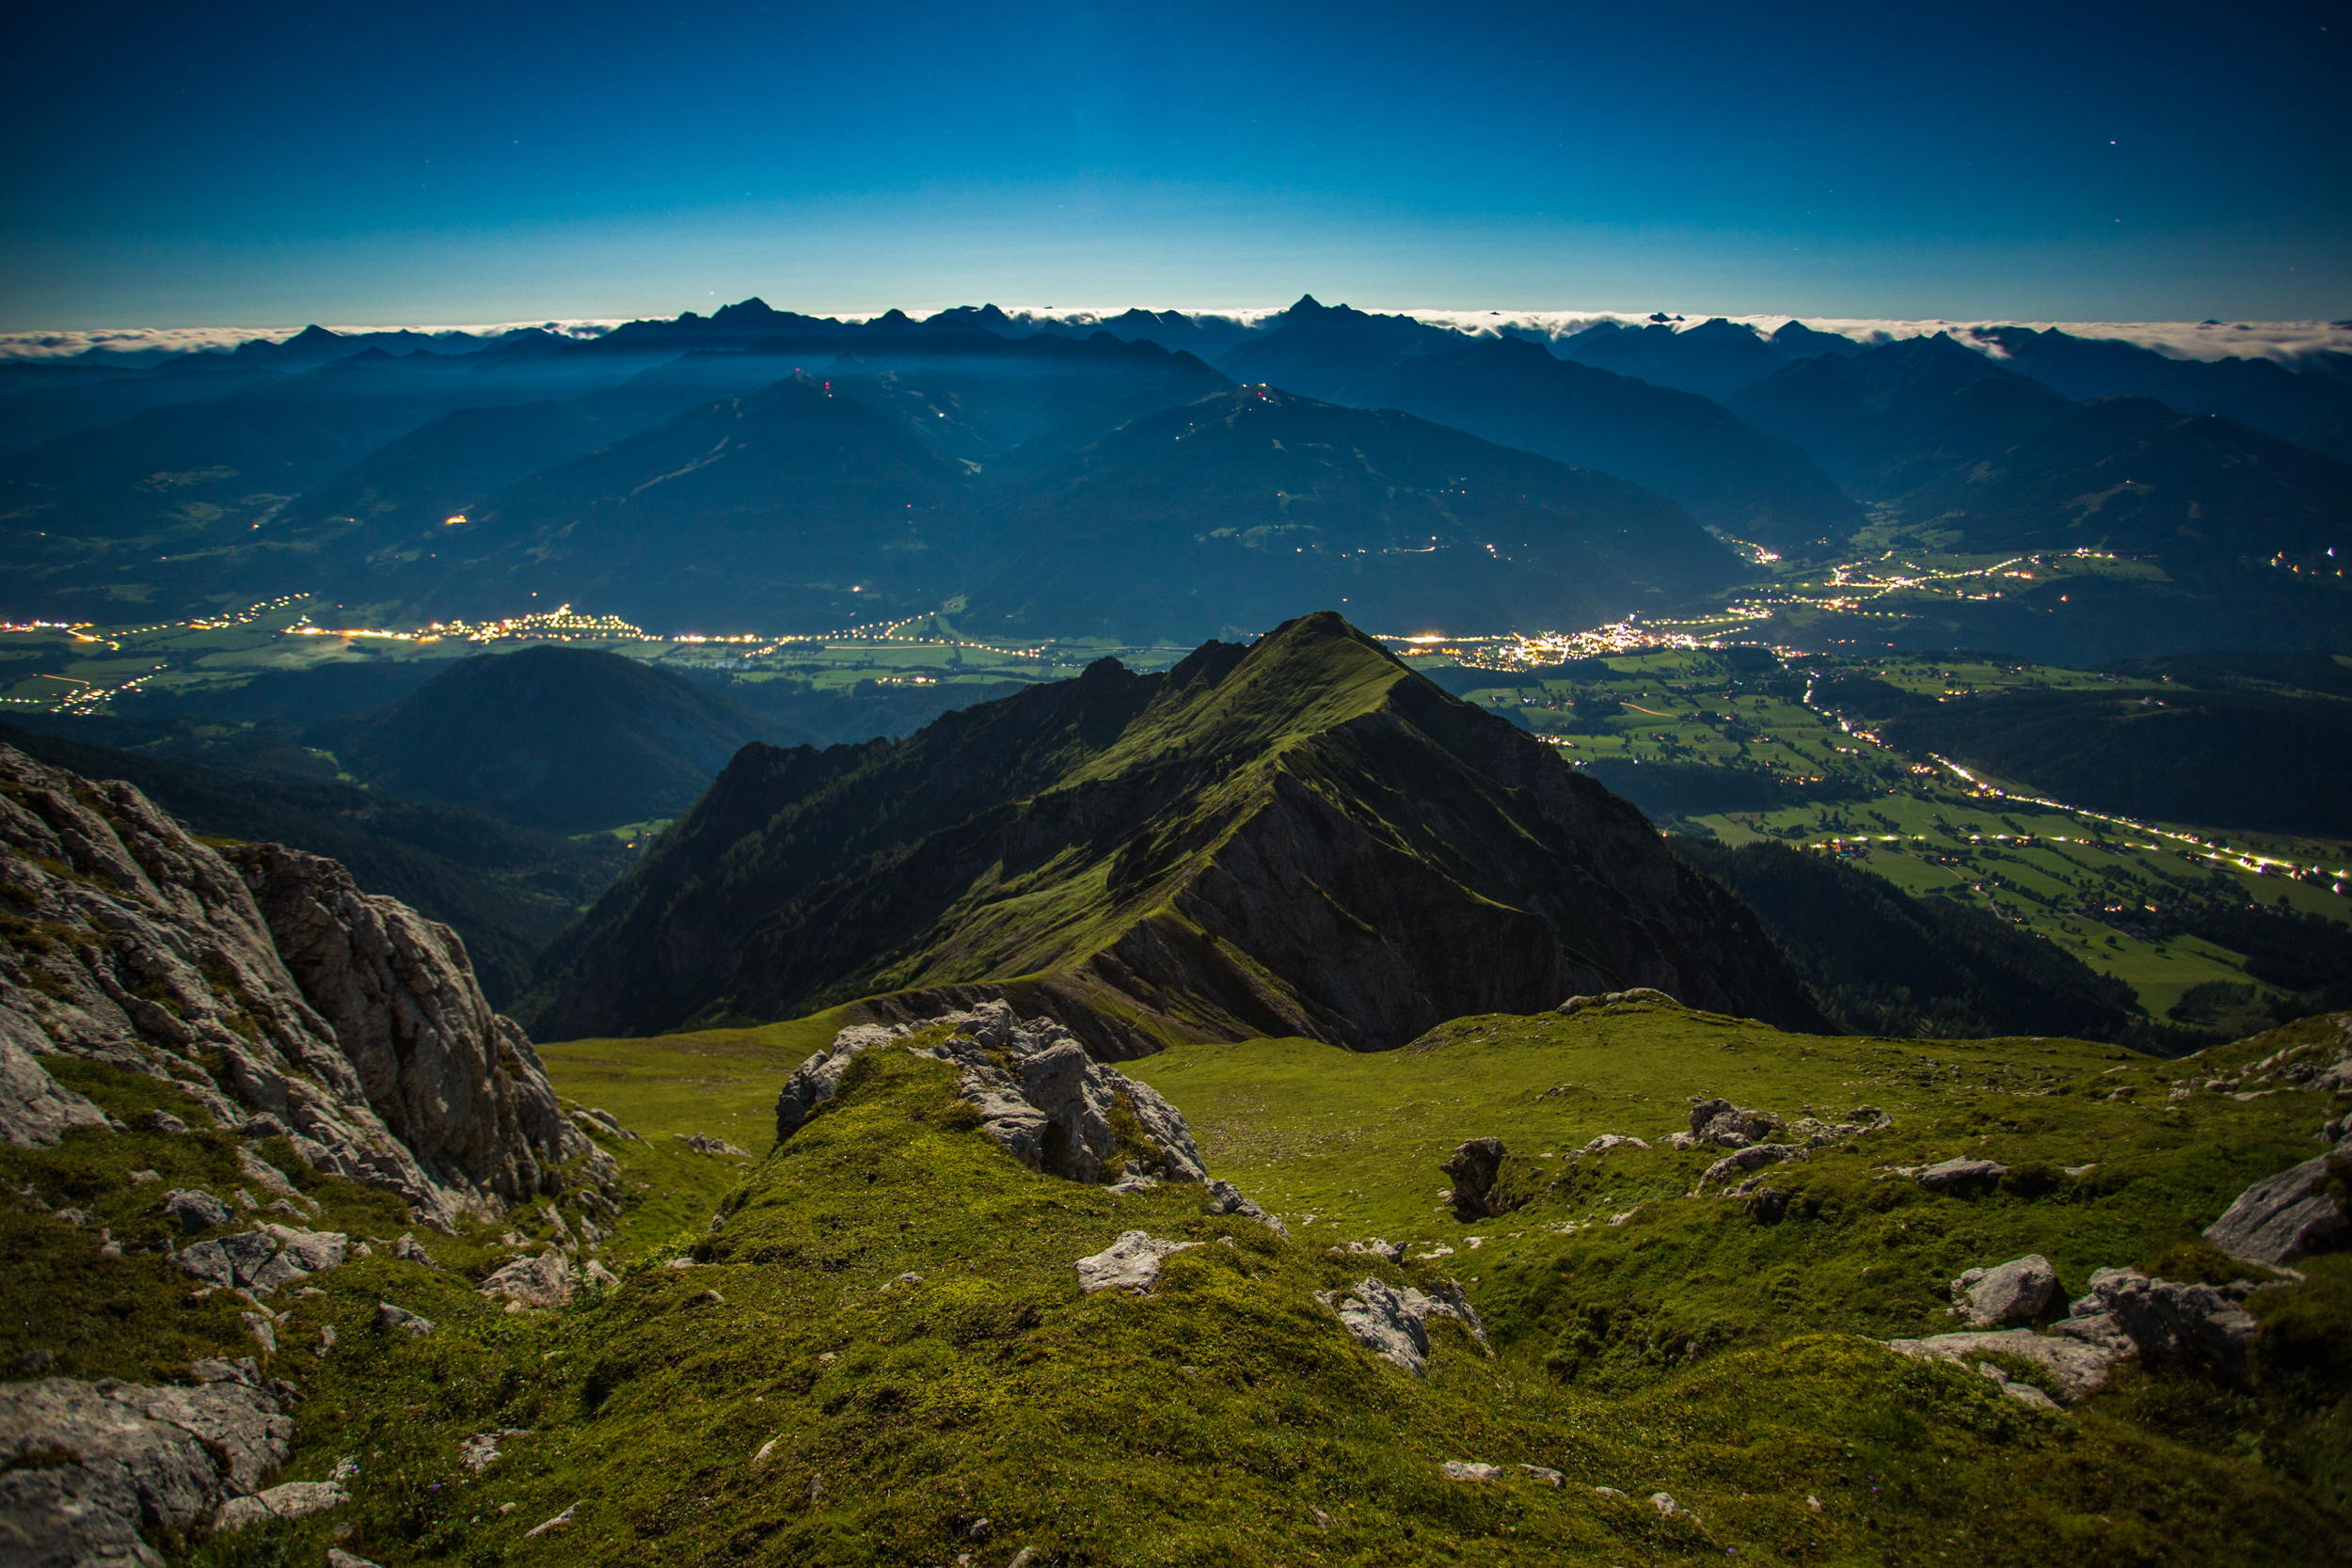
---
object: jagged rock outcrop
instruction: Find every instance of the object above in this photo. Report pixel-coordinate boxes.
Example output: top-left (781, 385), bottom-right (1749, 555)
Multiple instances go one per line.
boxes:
top-left (1440, 1137), bottom-right (1509, 1219)
top-left (779, 1002), bottom-right (1208, 1186)
top-left (1317, 1277), bottom-right (1491, 1376)
top-left (0, 1357), bottom-right (294, 1565)
top-left (234, 842), bottom-right (588, 1212)
top-left (2077, 1266), bottom-right (2260, 1385)
top-left (0, 745), bottom-right (590, 1225)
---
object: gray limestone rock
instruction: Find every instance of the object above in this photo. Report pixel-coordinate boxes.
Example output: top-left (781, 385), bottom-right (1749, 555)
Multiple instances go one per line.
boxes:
top-left (1700, 1142), bottom-right (1804, 1188)
top-left (2203, 1157), bottom-right (2348, 1266)
top-left (481, 1250), bottom-right (576, 1309)
top-left (885, 1003), bottom-right (1208, 1186)
top-left (0, 747), bottom-right (592, 1229)
top-left (1204, 1179), bottom-right (1288, 1239)
top-left (0, 1032), bottom-right (110, 1149)
top-left (1882, 1327), bottom-right (2129, 1403)
top-left (0, 1370), bottom-right (295, 1563)
top-left (1688, 1099), bottom-right (1785, 1148)
top-left (162, 1189), bottom-right (233, 1233)
top-left (212, 1479), bottom-right (346, 1530)
top-left (1318, 1275), bottom-right (1489, 1376)
top-left (1950, 1254), bottom-right (2061, 1328)
top-left (1074, 1230), bottom-right (1200, 1293)
top-left (774, 1023), bottom-right (898, 1138)
top-left (374, 1302), bottom-right (437, 1335)
top-left (2082, 1267), bottom-right (2259, 1384)
top-left (1439, 1461), bottom-right (1502, 1481)
top-left (1915, 1157), bottom-right (2009, 1194)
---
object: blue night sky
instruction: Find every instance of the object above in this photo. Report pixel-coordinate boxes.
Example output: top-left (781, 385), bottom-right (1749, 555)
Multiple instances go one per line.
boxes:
top-left (4, 0), bottom-right (2345, 327)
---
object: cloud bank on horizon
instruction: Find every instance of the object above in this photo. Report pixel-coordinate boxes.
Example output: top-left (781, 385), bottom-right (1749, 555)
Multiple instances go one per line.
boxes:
top-left (6, 308), bottom-right (2349, 369)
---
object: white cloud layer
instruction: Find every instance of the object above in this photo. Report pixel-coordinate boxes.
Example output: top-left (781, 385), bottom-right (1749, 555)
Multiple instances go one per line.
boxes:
top-left (7, 310), bottom-right (2347, 368)
top-left (0, 321), bottom-right (620, 361)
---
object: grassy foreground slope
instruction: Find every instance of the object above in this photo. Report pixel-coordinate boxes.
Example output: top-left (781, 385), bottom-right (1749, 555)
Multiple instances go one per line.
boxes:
top-left (19, 1000), bottom-right (2331, 1565)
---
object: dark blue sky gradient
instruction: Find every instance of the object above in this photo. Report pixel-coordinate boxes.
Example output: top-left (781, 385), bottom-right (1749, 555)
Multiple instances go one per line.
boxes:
top-left (5, 0), bottom-right (2345, 325)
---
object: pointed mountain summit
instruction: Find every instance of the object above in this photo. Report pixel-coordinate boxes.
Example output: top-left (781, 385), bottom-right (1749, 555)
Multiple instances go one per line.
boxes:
top-left (522, 611), bottom-right (1823, 1049)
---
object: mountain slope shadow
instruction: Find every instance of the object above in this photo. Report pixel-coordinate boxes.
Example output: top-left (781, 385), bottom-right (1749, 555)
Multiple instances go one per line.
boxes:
top-left (522, 612), bottom-right (1825, 1051)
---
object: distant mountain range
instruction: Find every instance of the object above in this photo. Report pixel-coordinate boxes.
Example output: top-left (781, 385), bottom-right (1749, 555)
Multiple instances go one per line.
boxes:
top-left (2, 294), bottom-right (2346, 657)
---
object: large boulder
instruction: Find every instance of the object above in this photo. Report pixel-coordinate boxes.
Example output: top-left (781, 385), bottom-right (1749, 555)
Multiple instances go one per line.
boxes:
top-left (1951, 1255), bottom-right (2061, 1328)
top-left (480, 1250), bottom-right (577, 1309)
top-left (1881, 1326), bottom-right (2130, 1403)
top-left (2203, 1157), bottom-right (2348, 1267)
top-left (1687, 1098), bottom-right (1785, 1148)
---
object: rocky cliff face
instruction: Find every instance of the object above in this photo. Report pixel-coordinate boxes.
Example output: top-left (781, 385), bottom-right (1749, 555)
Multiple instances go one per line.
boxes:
top-left (0, 744), bottom-right (583, 1225)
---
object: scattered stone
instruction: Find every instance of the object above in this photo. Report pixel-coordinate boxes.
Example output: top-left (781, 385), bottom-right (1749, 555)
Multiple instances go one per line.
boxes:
top-left (1440, 1137), bottom-right (1507, 1218)
top-left (393, 1231), bottom-right (437, 1268)
top-left (374, 1302), bottom-right (436, 1335)
top-left (1338, 1238), bottom-right (1407, 1265)
top-left (1106, 1173), bottom-right (1160, 1194)
top-left (312, 1324), bottom-right (336, 1359)
top-left (753, 1437), bottom-right (778, 1468)
top-left (480, 1250), bottom-right (576, 1309)
top-left (1007, 1549), bottom-right (1041, 1568)
top-left (1074, 1230), bottom-right (1200, 1293)
top-left (1949, 1254), bottom-right (2061, 1328)
top-left (150, 1112), bottom-right (191, 1135)
top-left (213, 1479), bottom-right (347, 1530)
top-left (1915, 1157), bottom-right (2009, 1194)
top-left (524, 1502), bottom-right (577, 1538)
top-left (1699, 1143), bottom-right (1803, 1188)
top-left (329, 1550), bottom-right (385, 1568)
top-left (1204, 1178), bottom-right (1289, 1238)
top-left (1579, 1133), bottom-right (1649, 1155)
top-left (128, 1168), bottom-right (161, 1184)
top-left (164, 1188), bottom-right (235, 1232)
top-left (460, 1429), bottom-right (530, 1472)
top-left (1649, 1492), bottom-right (1687, 1517)
top-left (1594, 1486), bottom-right (1627, 1498)
top-left (1520, 1465), bottom-right (1565, 1486)
top-left (675, 1132), bottom-right (753, 1156)
top-left (2202, 1157), bottom-right (2349, 1266)
top-left (241, 1311), bottom-right (278, 1354)
top-left (1439, 1461), bottom-right (1502, 1481)
top-left (585, 1258), bottom-right (621, 1290)
top-left (1743, 1186), bottom-right (1789, 1222)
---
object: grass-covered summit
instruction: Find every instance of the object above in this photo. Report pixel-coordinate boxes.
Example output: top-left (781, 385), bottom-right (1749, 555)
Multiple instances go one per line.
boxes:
top-left (522, 612), bottom-right (1821, 1047)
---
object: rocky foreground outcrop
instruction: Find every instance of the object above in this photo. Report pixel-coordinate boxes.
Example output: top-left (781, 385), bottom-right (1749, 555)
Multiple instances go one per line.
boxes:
top-left (777, 1001), bottom-right (1208, 1185)
top-left (0, 745), bottom-right (588, 1225)
top-left (0, 1356), bottom-right (306, 1566)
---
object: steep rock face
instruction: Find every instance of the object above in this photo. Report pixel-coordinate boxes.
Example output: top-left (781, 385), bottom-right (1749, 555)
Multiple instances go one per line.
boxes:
top-left (529, 613), bottom-right (1825, 1050)
top-left (0, 744), bottom-right (580, 1223)
top-left (233, 843), bottom-right (580, 1210)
